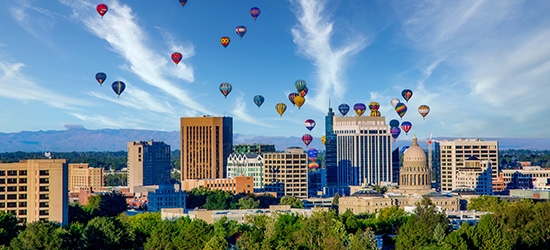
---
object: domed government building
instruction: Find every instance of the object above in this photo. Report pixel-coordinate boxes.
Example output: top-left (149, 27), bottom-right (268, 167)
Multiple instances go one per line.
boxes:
top-left (339, 136), bottom-right (467, 214)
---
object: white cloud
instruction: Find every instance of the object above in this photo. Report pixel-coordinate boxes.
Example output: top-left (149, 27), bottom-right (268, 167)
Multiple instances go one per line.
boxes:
top-left (230, 95), bottom-right (275, 128)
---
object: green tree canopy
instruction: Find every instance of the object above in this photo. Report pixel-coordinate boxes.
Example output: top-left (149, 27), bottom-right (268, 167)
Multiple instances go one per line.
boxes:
top-left (279, 196), bottom-right (304, 208)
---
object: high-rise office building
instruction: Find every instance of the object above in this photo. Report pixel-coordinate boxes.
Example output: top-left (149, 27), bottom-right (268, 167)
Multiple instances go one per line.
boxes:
top-left (68, 163), bottom-right (104, 192)
top-left (263, 147), bottom-right (308, 199)
top-left (0, 159), bottom-right (68, 225)
top-left (455, 156), bottom-right (493, 195)
top-left (438, 139), bottom-right (498, 192)
top-left (127, 140), bottom-right (171, 193)
top-left (324, 106), bottom-right (338, 189)
top-left (333, 115), bottom-right (393, 187)
top-left (180, 116), bottom-right (233, 181)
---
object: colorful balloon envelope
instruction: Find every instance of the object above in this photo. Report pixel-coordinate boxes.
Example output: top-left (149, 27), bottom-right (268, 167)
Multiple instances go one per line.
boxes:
top-left (253, 95), bottom-right (264, 108)
top-left (354, 103), bottom-right (367, 116)
top-left (370, 110), bottom-right (381, 117)
top-left (111, 81), bottom-right (125, 97)
top-left (275, 103), bottom-right (287, 117)
top-left (418, 105), bottom-right (430, 119)
top-left (308, 162), bottom-right (319, 169)
top-left (179, 0), bottom-right (188, 8)
top-left (219, 82), bottom-right (232, 98)
top-left (389, 119), bottom-right (400, 128)
top-left (294, 79), bottom-right (307, 92)
top-left (300, 87), bottom-right (308, 97)
top-left (401, 89), bottom-right (413, 102)
top-left (96, 4), bottom-right (108, 18)
top-left (302, 134), bottom-right (313, 148)
top-left (235, 26), bottom-right (247, 39)
top-left (288, 93), bottom-right (298, 106)
top-left (390, 127), bottom-right (401, 141)
top-left (338, 103), bottom-right (350, 116)
top-left (294, 95), bottom-right (305, 109)
top-left (220, 36), bottom-right (230, 48)
top-left (368, 102), bottom-right (380, 111)
top-left (304, 119), bottom-right (316, 131)
top-left (250, 7), bottom-right (261, 21)
top-left (395, 102), bottom-right (407, 119)
top-left (401, 121), bottom-right (412, 135)
top-left (321, 135), bottom-right (326, 145)
top-left (95, 72), bottom-right (106, 86)
top-left (391, 98), bottom-right (400, 108)
top-left (308, 148), bottom-right (318, 159)
top-left (171, 52), bottom-right (182, 65)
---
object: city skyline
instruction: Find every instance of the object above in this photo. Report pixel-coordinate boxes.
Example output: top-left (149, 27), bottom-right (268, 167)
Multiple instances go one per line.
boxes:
top-left (1, 0), bottom-right (549, 140)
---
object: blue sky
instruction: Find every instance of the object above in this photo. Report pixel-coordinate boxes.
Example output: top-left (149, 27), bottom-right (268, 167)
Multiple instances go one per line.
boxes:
top-left (1, 0), bottom-right (549, 142)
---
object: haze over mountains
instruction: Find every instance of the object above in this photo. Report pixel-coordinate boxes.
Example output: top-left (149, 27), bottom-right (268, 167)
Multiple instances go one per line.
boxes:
top-left (0, 125), bottom-right (548, 152)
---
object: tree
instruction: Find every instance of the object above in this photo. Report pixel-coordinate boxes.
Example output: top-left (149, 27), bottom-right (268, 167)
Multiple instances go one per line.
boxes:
top-left (172, 219), bottom-right (213, 249)
top-left (237, 196), bottom-right (260, 209)
top-left (82, 216), bottom-right (136, 250)
top-left (395, 197), bottom-right (448, 249)
top-left (348, 227), bottom-right (379, 250)
top-left (144, 220), bottom-right (179, 250)
top-left (471, 214), bottom-right (512, 250)
top-left (204, 190), bottom-right (233, 210)
top-left (203, 235), bottom-right (228, 250)
top-left (279, 196), bottom-right (304, 208)
top-left (9, 221), bottom-right (65, 250)
top-left (0, 211), bottom-right (20, 246)
top-left (332, 193), bottom-right (340, 212)
top-left (84, 191), bottom-right (127, 217)
top-left (125, 212), bottom-right (162, 247)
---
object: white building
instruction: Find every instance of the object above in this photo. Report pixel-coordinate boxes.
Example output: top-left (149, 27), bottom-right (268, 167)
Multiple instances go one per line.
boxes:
top-left (455, 157), bottom-right (493, 195)
top-left (227, 153), bottom-right (264, 191)
top-left (501, 166), bottom-right (550, 190)
top-left (437, 139), bottom-right (498, 192)
top-left (333, 116), bottom-right (393, 187)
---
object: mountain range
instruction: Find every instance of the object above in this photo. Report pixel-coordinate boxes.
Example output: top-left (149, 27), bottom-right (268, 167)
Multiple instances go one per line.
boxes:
top-left (0, 126), bottom-right (548, 152)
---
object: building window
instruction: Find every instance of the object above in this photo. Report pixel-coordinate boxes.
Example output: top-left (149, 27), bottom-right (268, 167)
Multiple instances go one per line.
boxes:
top-left (18, 210), bottom-right (27, 215)
top-left (0, 171), bottom-right (4, 176)
top-left (0, 179), bottom-right (5, 184)
top-left (39, 178), bottom-right (49, 184)
top-left (19, 194), bottom-right (27, 199)
top-left (7, 178), bottom-right (17, 184)
top-left (19, 170), bottom-right (27, 176)
top-left (7, 171), bottom-right (17, 176)
top-left (19, 202), bottom-right (27, 208)
top-left (0, 195), bottom-right (4, 200)
top-left (7, 187), bottom-right (17, 192)
top-left (39, 210), bottom-right (49, 216)
top-left (40, 186), bottom-right (49, 192)
top-left (7, 195), bottom-right (16, 200)
top-left (7, 202), bottom-right (16, 208)
top-left (0, 203), bottom-right (3, 208)
top-left (39, 194), bottom-right (49, 200)
top-left (19, 186), bottom-right (27, 192)
top-left (39, 202), bottom-right (49, 208)
top-left (39, 170), bottom-right (49, 176)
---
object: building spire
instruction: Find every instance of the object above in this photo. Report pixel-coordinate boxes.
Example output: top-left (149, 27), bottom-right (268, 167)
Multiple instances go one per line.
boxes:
top-left (412, 134), bottom-right (418, 146)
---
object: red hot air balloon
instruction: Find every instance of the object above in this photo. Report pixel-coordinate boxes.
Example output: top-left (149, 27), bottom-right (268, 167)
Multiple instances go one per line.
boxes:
top-left (401, 121), bottom-right (412, 135)
top-left (235, 26), bottom-right (247, 39)
top-left (220, 37), bottom-right (230, 48)
top-left (304, 119), bottom-right (316, 131)
top-left (96, 4), bottom-right (108, 18)
top-left (250, 7), bottom-right (261, 21)
top-left (171, 52), bottom-right (182, 65)
top-left (302, 134), bottom-right (313, 148)
top-left (300, 86), bottom-right (308, 97)
top-left (401, 89), bottom-right (413, 102)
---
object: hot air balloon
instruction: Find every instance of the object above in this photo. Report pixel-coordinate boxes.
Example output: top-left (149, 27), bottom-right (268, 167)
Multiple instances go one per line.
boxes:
top-left (294, 79), bottom-right (307, 92)
top-left (253, 95), bottom-right (264, 108)
top-left (308, 148), bottom-right (318, 159)
top-left (220, 36), bottom-right (230, 48)
top-left (338, 104), bottom-right (350, 116)
top-left (389, 119), bottom-right (400, 128)
top-left (302, 134), bottom-right (313, 148)
top-left (395, 102), bottom-right (407, 119)
top-left (250, 7), bottom-right (261, 21)
top-left (287, 93), bottom-right (298, 106)
top-left (401, 121), bottom-right (412, 135)
top-left (171, 52), bottom-right (182, 65)
top-left (418, 105), bottom-right (430, 119)
top-left (275, 103), bottom-right (287, 117)
top-left (401, 89), bottom-right (413, 102)
top-left (304, 119), bottom-right (316, 131)
top-left (300, 87), bottom-right (308, 97)
top-left (96, 4), bottom-right (108, 18)
top-left (390, 127), bottom-right (401, 141)
top-left (321, 135), bottom-right (326, 145)
top-left (219, 82), bottom-right (232, 98)
top-left (95, 72), bottom-right (106, 86)
top-left (308, 162), bottom-right (319, 169)
top-left (354, 103), bottom-right (367, 116)
top-left (111, 81), bottom-right (125, 97)
top-left (294, 95), bottom-right (305, 109)
top-left (235, 26), bottom-right (247, 39)
top-left (391, 98), bottom-right (400, 108)
top-left (369, 102), bottom-right (380, 111)
top-left (179, 0), bottom-right (188, 8)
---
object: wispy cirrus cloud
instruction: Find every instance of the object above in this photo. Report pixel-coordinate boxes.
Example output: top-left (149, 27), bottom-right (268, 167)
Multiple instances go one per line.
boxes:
top-left (230, 95), bottom-right (275, 128)
top-left (290, 0), bottom-right (368, 112)
top-left (60, 0), bottom-right (210, 116)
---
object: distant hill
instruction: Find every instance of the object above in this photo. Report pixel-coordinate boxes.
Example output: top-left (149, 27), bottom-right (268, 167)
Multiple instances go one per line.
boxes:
top-left (0, 127), bottom-right (548, 152)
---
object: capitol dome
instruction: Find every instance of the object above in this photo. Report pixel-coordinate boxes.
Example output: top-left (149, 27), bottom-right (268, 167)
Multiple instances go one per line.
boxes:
top-left (399, 135), bottom-right (432, 195)
top-left (403, 136), bottom-right (426, 162)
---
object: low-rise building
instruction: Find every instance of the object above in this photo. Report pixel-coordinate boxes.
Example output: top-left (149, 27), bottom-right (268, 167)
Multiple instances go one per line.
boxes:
top-left (68, 163), bottom-right (104, 193)
top-left (227, 153), bottom-right (264, 191)
top-left (180, 176), bottom-right (254, 194)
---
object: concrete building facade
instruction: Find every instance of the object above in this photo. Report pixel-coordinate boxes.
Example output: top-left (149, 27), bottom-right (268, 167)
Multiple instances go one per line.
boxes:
top-left (68, 163), bottom-right (104, 192)
top-left (437, 139), bottom-right (498, 192)
top-left (127, 140), bottom-right (172, 193)
top-left (455, 157), bottom-right (493, 195)
top-left (263, 147), bottom-right (308, 199)
top-left (226, 153), bottom-right (264, 191)
top-left (180, 116), bottom-right (233, 181)
top-left (0, 159), bottom-right (68, 225)
top-left (180, 176), bottom-right (254, 194)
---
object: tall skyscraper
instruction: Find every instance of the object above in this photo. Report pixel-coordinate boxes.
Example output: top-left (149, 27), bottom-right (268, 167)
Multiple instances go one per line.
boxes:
top-left (324, 106), bottom-right (338, 189)
top-left (333, 115), bottom-right (393, 187)
top-left (437, 139), bottom-right (498, 192)
top-left (127, 140), bottom-right (171, 193)
top-left (180, 116), bottom-right (233, 181)
top-left (0, 159), bottom-right (68, 225)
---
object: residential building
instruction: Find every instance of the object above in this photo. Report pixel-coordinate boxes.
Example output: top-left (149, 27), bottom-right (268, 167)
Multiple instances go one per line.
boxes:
top-left (127, 140), bottom-right (171, 193)
top-left (180, 116), bottom-right (233, 181)
top-left (333, 115), bottom-right (393, 187)
top-left (180, 176), bottom-right (254, 194)
top-left (437, 139), bottom-right (498, 192)
top-left (455, 157), bottom-right (493, 195)
top-left (68, 163), bottom-right (104, 192)
top-left (263, 147), bottom-right (308, 199)
top-left (227, 153), bottom-right (264, 191)
top-left (0, 159), bottom-right (68, 225)
top-left (233, 144), bottom-right (276, 154)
